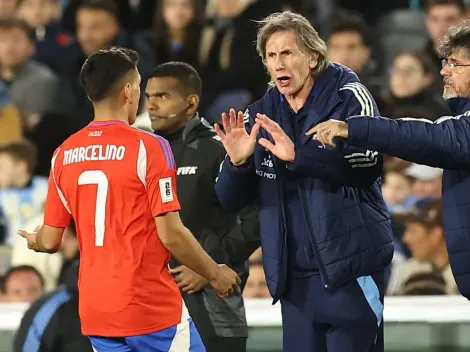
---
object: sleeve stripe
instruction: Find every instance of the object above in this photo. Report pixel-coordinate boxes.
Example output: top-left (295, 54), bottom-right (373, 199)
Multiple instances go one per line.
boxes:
top-left (344, 150), bottom-right (378, 167)
top-left (141, 130), bottom-right (175, 169)
top-left (340, 83), bottom-right (373, 116)
top-left (50, 149), bottom-right (72, 214)
top-left (137, 139), bottom-right (147, 188)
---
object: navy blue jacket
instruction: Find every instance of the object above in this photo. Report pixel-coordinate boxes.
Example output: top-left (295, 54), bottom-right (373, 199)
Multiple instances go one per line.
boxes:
top-left (347, 97), bottom-right (470, 299)
top-left (215, 63), bottom-right (394, 302)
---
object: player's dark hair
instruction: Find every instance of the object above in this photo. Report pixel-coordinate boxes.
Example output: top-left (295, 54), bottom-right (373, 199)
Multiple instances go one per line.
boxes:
top-left (0, 276), bottom-right (4, 294)
top-left (3, 265), bottom-right (45, 291)
top-left (147, 61), bottom-right (202, 97)
top-left (327, 11), bottom-right (372, 48)
top-left (0, 138), bottom-right (37, 174)
top-left (78, 0), bottom-right (119, 19)
top-left (0, 16), bottom-right (35, 42)
top-left (80, 46), bottom-right (139, 102)
top-left (426, 0), bottom-right (466, 13)
top-left (439, 20), bottom-right (470, 58)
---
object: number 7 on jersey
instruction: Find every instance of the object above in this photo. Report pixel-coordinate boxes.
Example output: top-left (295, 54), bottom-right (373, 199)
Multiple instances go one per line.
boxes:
top-left (78, 170), bottom-right (108, 246)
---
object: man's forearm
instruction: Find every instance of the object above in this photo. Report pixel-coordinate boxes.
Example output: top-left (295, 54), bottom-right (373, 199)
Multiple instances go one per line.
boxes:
top-left (35, 226), bottom-right (61, 253)
top-left (165, 226), bottom-right (220, 282)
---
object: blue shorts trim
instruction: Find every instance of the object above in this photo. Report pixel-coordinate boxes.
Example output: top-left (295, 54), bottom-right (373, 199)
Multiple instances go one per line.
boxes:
top-left (88, 318), bottom-right (206, 352)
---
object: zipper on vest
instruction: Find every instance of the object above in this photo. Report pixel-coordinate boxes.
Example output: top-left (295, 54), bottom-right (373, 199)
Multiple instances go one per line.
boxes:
top-left (298, 179), bottom-right (330, 290)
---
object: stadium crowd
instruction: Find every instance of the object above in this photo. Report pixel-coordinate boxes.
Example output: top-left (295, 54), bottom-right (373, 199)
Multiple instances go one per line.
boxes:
top-left (0, 0), bottom-right (467, 350)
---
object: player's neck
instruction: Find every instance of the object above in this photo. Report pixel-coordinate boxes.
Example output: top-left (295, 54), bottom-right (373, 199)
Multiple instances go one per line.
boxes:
top-left (93, 103), bottom-right (130, 124)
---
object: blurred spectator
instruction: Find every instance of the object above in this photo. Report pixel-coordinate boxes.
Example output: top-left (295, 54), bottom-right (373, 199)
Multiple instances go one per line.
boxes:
top-left (402, 271), bottom-right (448, 295)
top-left (152, 0), bottom-right (203, 67)
top-left (56, 0), bottom-right (154, 125)
top-left (0, 0), bottom-right (17, 16)
top-left (13, 261), bottom-right (94, 352)
top-left (392, 199), bottom-right (458, 295)
top-left (11, 212), bottom-right (63, 291)
top-left (0, 139), bottom-right (48, 245)
top-left (62, 0), bottom-right (157, 32)
top-left (0, 16), bottom-right (59, 126)
top-left (388, 51), bottom-right (451, 120)
top-left (0, 275), bottom-right (4, 301)
top-left (198, 0), bottom-right (281, 123)
top-left (17, 0), bottom-right (74, 73)
top-left (243, 260), bottom-right (270, 298)
top-left (424, 0), bottom-right (466, 79)
top-left (327, 13), bottom-right (374, 86)
top-left (0, 103), bottom-right (22, 144)
top-left (2, 265), bottom-right (45, 302)
top-left (0, 206), bottom-right (5, 247)
top-left (405, 163), bottom-right (443, 199)
top-left (382, 163), bottom-right (419, 214)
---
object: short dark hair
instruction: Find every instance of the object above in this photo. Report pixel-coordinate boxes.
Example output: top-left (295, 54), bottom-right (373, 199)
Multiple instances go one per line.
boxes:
top-left (439, 20), bottom-right (470, 58)
top-left (147, 61), bottom-right (202, 97)
top-left (426, 0), bottom-right (466, 13)
top-left (0, 138), bottom-right (37, 174)
top-left (328, 12), bottom-right (372, 47)
top-left (78, 0), bottom-right (119, 19)
top-left (80, 46), bottom-right (139, 102)
top-left (0, 16), bottom-right (35, 42)
top-left (3, 265), bottom-right (45, 292)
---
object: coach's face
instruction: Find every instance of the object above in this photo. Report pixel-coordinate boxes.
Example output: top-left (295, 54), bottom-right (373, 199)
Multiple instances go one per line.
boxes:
top-left (441, 48), bottom-right (470, 99)
top-left (265, 30), bottom-right (318, 97)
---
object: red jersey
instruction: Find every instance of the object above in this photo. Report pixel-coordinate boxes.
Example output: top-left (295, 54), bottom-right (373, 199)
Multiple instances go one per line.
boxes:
top-left (43, 120), bottom-right (186, 337)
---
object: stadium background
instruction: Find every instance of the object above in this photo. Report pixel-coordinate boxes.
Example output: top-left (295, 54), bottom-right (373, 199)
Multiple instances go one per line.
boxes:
top-left (0, 0), bottom-right (469, 350)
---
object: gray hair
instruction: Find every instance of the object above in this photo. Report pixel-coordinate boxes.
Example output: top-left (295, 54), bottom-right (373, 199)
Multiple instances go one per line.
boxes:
top-left (256, 11), bottom-right (329, 77)
top-left (439, 20), bottom-right (470, 58)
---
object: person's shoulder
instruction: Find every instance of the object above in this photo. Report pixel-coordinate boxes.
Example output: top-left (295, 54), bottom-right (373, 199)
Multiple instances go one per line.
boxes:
top-left (245, 86), bottom-right (278, 119)
top-left (132, 126), bottom-right (171, 150)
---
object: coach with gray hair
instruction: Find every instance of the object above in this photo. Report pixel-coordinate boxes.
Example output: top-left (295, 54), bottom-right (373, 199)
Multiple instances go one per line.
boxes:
top-left (214, 10), bottom-right (393, 352)
top-left (311, 21), bottom-right (470, 303)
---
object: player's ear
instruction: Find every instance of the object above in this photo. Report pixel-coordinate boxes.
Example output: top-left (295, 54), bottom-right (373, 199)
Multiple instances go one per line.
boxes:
top-left (124, 83), bottom-right (132, 103)
top-left (187, 94), bottom-right (199, 114)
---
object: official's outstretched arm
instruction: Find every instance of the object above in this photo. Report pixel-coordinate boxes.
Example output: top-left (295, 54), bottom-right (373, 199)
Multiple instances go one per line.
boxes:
top-left (215, 111), bottom-right (259, 212)
top-left (287, 82), bottom-right (383, 187)
top-left (346, 111), bottom-right (470, 170)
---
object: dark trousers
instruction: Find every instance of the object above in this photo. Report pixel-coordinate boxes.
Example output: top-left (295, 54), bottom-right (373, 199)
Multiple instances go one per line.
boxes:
top-left (202, 337), bottom-right (247, 352)
top-left (280, 270), bottom-right (385, 352)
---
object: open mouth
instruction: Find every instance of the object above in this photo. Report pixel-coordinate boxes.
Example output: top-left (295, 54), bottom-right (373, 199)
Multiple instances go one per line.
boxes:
top-left (277, 76), bottom-right (291, 87)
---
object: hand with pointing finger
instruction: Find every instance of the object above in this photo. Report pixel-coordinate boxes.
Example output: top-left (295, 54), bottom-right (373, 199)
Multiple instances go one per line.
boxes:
top-left (255, 114), bottom-right (295, 162)
top-left (17, 225), bottom-right (41, 252)
top-left (306, 120), bottom-right (349, 147)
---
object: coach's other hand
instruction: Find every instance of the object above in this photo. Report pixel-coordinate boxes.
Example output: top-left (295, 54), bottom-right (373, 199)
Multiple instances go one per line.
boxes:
top-left (210, 264), bottom-right (241, 297)
top-left (256, 114), bottom-right (295, 162)
top-left (306, 120), bottom-right (348, 147)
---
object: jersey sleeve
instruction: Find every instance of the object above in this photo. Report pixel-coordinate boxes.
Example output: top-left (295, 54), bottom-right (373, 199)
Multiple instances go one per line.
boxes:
top-left (138, 135), bottom-right (181, 217)
top-left (44, 148), bottom-right (72, 228)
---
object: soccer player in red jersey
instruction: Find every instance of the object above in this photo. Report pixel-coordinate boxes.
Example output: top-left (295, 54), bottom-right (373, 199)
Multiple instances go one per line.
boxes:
top-left (17, 46), bottom-right (240, 352)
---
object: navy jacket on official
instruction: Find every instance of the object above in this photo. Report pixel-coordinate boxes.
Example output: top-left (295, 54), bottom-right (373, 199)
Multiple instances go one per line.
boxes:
top-left (346, 97), bottom-right (470, 299)
top-left (215, 63), bottom-right (394, 302)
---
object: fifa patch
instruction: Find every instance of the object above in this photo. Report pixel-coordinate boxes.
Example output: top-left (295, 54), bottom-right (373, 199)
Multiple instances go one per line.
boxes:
top-left (159, 177), bottom-right (174, 203)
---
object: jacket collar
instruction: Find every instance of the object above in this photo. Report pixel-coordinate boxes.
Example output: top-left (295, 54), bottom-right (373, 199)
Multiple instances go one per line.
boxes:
top-left (447, 97), bottom-right (470, 115)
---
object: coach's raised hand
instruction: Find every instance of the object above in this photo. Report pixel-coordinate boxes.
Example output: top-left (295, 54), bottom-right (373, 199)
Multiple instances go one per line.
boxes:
top-left (214, 108), bottom-right (260, 165)
top-left (256, 114), bottom-right (295, 162)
